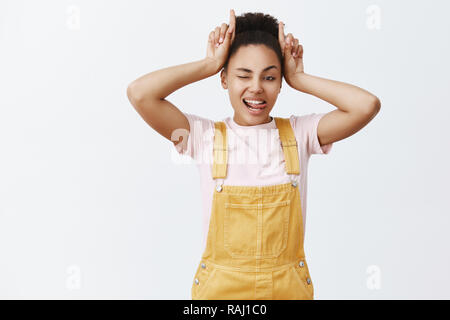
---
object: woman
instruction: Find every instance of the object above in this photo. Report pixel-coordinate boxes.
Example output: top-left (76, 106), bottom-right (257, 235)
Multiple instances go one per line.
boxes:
top-left (127, 9), bottom-right (381, 300)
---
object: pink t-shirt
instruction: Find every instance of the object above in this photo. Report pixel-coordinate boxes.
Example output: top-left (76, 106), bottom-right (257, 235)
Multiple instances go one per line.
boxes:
top-left (173, 113), bottom-right (333, 252)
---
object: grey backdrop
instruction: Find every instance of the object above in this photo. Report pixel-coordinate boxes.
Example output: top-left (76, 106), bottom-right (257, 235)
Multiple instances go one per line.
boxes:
top-left (1, 0), bottom-right (449, 299)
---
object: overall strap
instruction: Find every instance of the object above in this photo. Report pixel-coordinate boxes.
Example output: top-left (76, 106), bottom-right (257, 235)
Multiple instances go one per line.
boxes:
top-left (274, 117), bottom-right (300, 175)
top-left (212, 121), bottom-right (228, 179)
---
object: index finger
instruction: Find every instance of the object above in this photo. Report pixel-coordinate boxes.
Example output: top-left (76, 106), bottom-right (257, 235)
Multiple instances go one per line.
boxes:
top-left (229, 9), bottom-right (236, 41)
top-left (278, 21), bottom-right (285, 47)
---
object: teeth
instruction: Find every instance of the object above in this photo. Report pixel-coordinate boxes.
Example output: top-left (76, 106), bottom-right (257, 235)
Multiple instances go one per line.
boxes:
top-left (244, 99), bottom-right (265, 104)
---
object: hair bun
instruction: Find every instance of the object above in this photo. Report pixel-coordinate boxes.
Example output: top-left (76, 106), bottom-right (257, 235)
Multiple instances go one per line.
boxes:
top-left (235, 12), bottom-right (279, 39)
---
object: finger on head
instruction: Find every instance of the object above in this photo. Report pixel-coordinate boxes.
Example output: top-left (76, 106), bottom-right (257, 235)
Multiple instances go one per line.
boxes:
top-left (230, 9), bottom-right (236, 26)
top-left (278, 22), bottom-right (286, 57)
top-left (278, 21), bottom-right (285, 44)
top-left (229, 9), bottom-right (236, 41)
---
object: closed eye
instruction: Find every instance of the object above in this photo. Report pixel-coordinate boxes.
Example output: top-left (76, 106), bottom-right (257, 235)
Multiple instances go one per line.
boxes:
top-left (238, 76), bottom-right (276, 81)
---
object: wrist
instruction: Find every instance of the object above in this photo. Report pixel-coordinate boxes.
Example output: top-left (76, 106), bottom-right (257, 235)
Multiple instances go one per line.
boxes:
top-left (203, 58), bottom-right (221, 75)
top-left (291, 72), bottom-right (309, 92)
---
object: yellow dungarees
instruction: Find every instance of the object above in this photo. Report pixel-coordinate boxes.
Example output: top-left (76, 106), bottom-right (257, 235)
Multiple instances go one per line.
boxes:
top-left (191, 117), bottom-right (314, 300)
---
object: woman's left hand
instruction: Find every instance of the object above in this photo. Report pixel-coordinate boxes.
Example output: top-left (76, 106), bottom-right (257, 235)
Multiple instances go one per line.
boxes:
top-left (278, 22), bottom-right (304, 88)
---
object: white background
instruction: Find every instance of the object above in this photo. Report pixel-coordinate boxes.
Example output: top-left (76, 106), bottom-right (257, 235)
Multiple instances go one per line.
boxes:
top-left (1, 0), bottom-right (449, 299)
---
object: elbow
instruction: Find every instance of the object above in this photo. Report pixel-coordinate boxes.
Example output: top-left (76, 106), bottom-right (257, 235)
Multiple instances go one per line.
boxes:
top-left (372, 96), bottom-right (381, 111)
top-left (127, 81), bottom-right (143, 108)
top-left (363, 95), bottom-right (381, 116)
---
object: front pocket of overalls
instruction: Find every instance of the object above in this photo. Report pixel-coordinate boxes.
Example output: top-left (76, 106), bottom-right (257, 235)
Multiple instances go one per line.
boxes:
top-left (223, 200), bottom-right (290, 258)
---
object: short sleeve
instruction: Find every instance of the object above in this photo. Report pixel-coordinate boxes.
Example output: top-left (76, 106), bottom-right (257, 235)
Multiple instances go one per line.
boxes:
top-left (290, 113), bottom-right (333, 156)
top-left (173, 112), bottom-right (214, 160)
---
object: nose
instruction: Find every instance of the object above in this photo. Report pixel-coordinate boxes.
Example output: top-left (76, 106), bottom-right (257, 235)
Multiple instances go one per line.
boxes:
top-left (249, 78), bottom-right (263, 93)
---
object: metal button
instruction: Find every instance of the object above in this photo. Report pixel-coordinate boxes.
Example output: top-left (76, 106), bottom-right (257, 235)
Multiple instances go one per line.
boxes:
top-left (201, 263), bottom-right (206, 269)
top-left (195, 278), bottom-right (199, 285)
top-left (306, 278), bottom-right (311, 285)
top-left (216, 185), bottom-right (222, 192)
top-left (291, 181), bottom-right (297, 187)
top-left (299, 260), bottom-right (304, 267)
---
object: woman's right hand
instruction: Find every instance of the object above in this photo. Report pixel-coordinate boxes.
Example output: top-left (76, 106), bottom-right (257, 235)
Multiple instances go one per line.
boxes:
top-left (205, 9), bottom-right (236, 74)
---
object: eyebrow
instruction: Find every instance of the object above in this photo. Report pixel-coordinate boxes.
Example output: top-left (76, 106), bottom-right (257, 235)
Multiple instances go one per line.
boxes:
top-left (235, 65), bottom-right (278, 73)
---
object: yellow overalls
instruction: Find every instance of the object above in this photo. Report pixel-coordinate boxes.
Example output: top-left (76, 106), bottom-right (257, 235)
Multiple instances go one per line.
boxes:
top-left (191, 117), bottom-right (314, 300)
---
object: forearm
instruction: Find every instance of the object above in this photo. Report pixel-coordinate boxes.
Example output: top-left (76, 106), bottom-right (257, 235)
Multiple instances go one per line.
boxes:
top-left (128, 58), bottom-right (218, 103)
top-left (291, 73), bottom-right (380, 113)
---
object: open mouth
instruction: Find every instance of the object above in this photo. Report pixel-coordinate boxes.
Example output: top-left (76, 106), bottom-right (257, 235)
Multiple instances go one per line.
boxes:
top-left (243, 99), bottom-right (267, 114)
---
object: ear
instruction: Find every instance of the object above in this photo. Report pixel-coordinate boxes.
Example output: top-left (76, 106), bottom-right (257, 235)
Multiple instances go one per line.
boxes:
top-left (220, 69), bottom-right (228, 89)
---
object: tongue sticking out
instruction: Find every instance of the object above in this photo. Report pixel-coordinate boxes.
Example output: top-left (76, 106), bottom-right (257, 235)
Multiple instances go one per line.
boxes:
top-left (244, 100), bottom-right (267, 109)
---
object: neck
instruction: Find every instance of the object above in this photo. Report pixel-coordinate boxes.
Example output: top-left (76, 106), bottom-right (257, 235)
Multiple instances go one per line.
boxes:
top-left (233, 115), bottom-right (273, 126)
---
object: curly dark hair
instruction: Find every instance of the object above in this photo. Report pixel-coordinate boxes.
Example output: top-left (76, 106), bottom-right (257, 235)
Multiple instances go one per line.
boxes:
top-left (223, 12), bottom-right (284, 77)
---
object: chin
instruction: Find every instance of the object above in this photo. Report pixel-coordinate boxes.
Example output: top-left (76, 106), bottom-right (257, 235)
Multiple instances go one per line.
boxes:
top-left (243, 113), bottom-right (270, 125)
